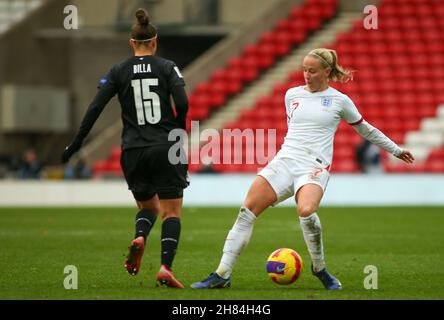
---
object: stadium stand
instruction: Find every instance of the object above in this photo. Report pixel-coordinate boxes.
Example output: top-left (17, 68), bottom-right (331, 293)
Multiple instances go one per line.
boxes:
top-left (93, 0), bottom-right (444, 177)
top-left (186, 0), bottom-right (338, 125)
top-left (196, 0), bottom-right (444, 173)
top-left (92, 0), bottom-right (339, 177)
top-left (333, 0), bottom-right (444, 173)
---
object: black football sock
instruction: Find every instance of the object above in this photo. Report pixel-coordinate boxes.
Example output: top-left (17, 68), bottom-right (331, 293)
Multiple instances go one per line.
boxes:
top-left (161, 217), bottom-right (181, 270)
top-left (135, 208), bottom-right (157, 241)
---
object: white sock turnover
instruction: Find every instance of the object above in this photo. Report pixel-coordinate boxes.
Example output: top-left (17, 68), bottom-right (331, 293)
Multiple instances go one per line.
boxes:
top-left (299, 213), bottom-right (326, 273)
top-left (216, 206), bottom-right (256, 279)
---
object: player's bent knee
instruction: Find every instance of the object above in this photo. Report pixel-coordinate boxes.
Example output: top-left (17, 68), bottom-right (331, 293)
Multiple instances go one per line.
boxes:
top-left (243, 176), bottom-right (277, 215)
top-left (242, 200), bottom-right (269, 217)
top-left (139, 202), bottom-right (161, 213)
top-left (161, 211), bottom-right (181, 220)
top-left (137, 195), bottom-right (161, 213)
top-left (297, 204), bottom-right (318, 217)
top-left (159, 198), bottom-right (183, 220)
top-left (242, 199), bottom-right (257, 214)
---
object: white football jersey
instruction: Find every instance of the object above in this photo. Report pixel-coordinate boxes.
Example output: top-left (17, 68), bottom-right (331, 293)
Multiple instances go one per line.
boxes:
top-left (280, 86), bottom-right (363, 166)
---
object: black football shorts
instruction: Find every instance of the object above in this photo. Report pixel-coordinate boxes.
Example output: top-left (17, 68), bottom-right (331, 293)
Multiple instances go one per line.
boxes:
top-left (121, 145), bottom-right (189, 201)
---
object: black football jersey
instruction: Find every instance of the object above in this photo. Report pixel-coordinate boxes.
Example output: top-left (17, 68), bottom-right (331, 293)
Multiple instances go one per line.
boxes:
top-left (75, 55), bottom-right (186, 151)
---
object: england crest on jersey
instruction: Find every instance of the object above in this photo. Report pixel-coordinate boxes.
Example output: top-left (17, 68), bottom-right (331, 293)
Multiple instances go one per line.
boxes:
top-left (321, 98), bottom-right (332, 107)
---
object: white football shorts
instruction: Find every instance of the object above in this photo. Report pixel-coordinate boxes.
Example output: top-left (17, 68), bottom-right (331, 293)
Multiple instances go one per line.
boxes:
top-left (258, 152), bottom-right (330, 205)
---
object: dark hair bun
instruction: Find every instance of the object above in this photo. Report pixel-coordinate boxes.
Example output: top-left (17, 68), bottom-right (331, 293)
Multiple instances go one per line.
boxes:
top-left (135, 8), bottom-right (149, 26)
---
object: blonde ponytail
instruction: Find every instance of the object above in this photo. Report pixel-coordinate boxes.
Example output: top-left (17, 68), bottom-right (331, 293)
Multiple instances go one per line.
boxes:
top-left (308, 48), bottom-right (354, 83)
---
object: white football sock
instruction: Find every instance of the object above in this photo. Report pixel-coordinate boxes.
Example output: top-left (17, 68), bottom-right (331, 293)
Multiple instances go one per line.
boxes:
top-left (299, 213), bottom-right (326, 273)
top-left (216, 206), bottom-right (256, 279)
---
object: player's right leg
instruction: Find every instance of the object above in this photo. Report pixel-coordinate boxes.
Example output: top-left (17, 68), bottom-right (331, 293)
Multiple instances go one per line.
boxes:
top-left (124, 194), bottom-right (160, 276)
top-left (121, 148), bottom-right (161, 276)
top-left (191, 176), bottom-right (277, 289)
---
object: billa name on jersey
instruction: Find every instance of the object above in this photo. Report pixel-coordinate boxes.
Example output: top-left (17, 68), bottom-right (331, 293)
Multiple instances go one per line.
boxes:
top-left (133, 64), bottom-right (152, 74)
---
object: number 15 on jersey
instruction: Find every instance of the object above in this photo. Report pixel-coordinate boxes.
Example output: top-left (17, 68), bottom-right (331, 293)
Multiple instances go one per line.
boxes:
top-left (131, 78), bottom-right (161, 125)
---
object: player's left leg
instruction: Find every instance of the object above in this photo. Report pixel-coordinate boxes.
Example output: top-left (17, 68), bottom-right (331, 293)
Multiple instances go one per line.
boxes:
top-left (155, 197), bottom-right (185, 288)
top-left (149, 143), bottom-right (188, 288)
top-left (296, 184), bottom-right (341, 290)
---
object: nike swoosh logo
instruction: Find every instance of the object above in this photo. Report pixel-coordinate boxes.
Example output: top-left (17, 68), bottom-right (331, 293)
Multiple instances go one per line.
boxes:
top-left (210, 281), bottom-right (228, 288)
top-left (276, 266), bottom-right (286, 273)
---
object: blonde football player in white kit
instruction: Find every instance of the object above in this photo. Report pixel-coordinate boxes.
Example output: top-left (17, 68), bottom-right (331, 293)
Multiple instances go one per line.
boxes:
top-left (192, 48), bottom-right (415, 290)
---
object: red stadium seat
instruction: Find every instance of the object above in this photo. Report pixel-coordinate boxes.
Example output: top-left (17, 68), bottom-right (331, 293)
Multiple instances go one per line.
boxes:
top-left (210, 68), bottom-right (228, 82)
top-left (188, 106), bottom-right (209, 121)
top-left (110, 147), bottom-right (121, 162)
top-left (402, 120), bottom-right (420, 132)
top-left (331, 160), bottom-right (358, 173)
top-left (426, 161), bottom-right (444, 173)
top-left (242, 57), bottom-right (261, 71)
top-left (108, 161), bottom-right (122, 174)
top-left (303, 6), bottom-right (323, 20)
top-left (304, 19), bottom-right (321, 32)
top-left (398, 5), bottom-right (416, 17)
top-left (209, 93), bottom-right (226, 109)
top-left (194, 82), bottom-right (212, 95)
top-left (93, 160), bottom-right (108, 175)
top-left (290, 7), bottom-right (305, 20)
top-left (275, 19), bottom-right (292, 33)
top-left (225, 67), bottom-right (245, 84)
top-left (226, 81), bottom-right (242, 95)
top-left (209, 81), bottom-right (229, 96)
top-left (416, 4), bottom-right (434, 17)
top-left (256, 43), bottom-right (277, 59)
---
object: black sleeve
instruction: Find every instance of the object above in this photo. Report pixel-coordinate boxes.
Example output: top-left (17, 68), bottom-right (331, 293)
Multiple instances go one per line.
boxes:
top-left (171, 85), bottom-right (188, 130)
top-left (73, 68), bottom-right (118, 144)
top-left (166, 61), bottom-right (186, 90)
top-left (165, 61), bottom-right (187, 129)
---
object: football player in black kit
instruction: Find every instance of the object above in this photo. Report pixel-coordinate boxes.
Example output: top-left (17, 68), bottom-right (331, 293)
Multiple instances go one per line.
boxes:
top-left (62, 8), bottom-right (189, 288)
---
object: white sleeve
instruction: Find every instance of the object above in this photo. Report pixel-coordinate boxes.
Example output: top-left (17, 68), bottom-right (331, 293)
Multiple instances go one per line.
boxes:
top-left (284, 89), bottom-right (292, 124)
top-left (353, 120), bottom-right (403, 157)
top-left (341, 95), bottom-right (363, 125)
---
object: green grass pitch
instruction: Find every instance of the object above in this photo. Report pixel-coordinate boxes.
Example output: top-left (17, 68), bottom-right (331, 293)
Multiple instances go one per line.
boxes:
top-left (0, 206), bottom-right (443, 300)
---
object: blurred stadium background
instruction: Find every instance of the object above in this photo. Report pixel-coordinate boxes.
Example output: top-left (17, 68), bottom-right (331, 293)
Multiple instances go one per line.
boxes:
top-left (0, 0), bottom-right (443, 206)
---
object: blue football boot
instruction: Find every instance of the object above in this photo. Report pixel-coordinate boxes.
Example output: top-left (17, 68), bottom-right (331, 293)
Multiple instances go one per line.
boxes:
top-left (191, 272), bottom-right (231, 289)
top-left (312, 265), bottom-right (342, 290)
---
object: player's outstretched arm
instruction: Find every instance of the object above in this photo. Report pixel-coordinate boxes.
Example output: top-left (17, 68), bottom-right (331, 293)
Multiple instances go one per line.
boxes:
top-left (352, 120), bottom-right (415, 164)
top-left (61, 84), bottom-right (116, 163)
